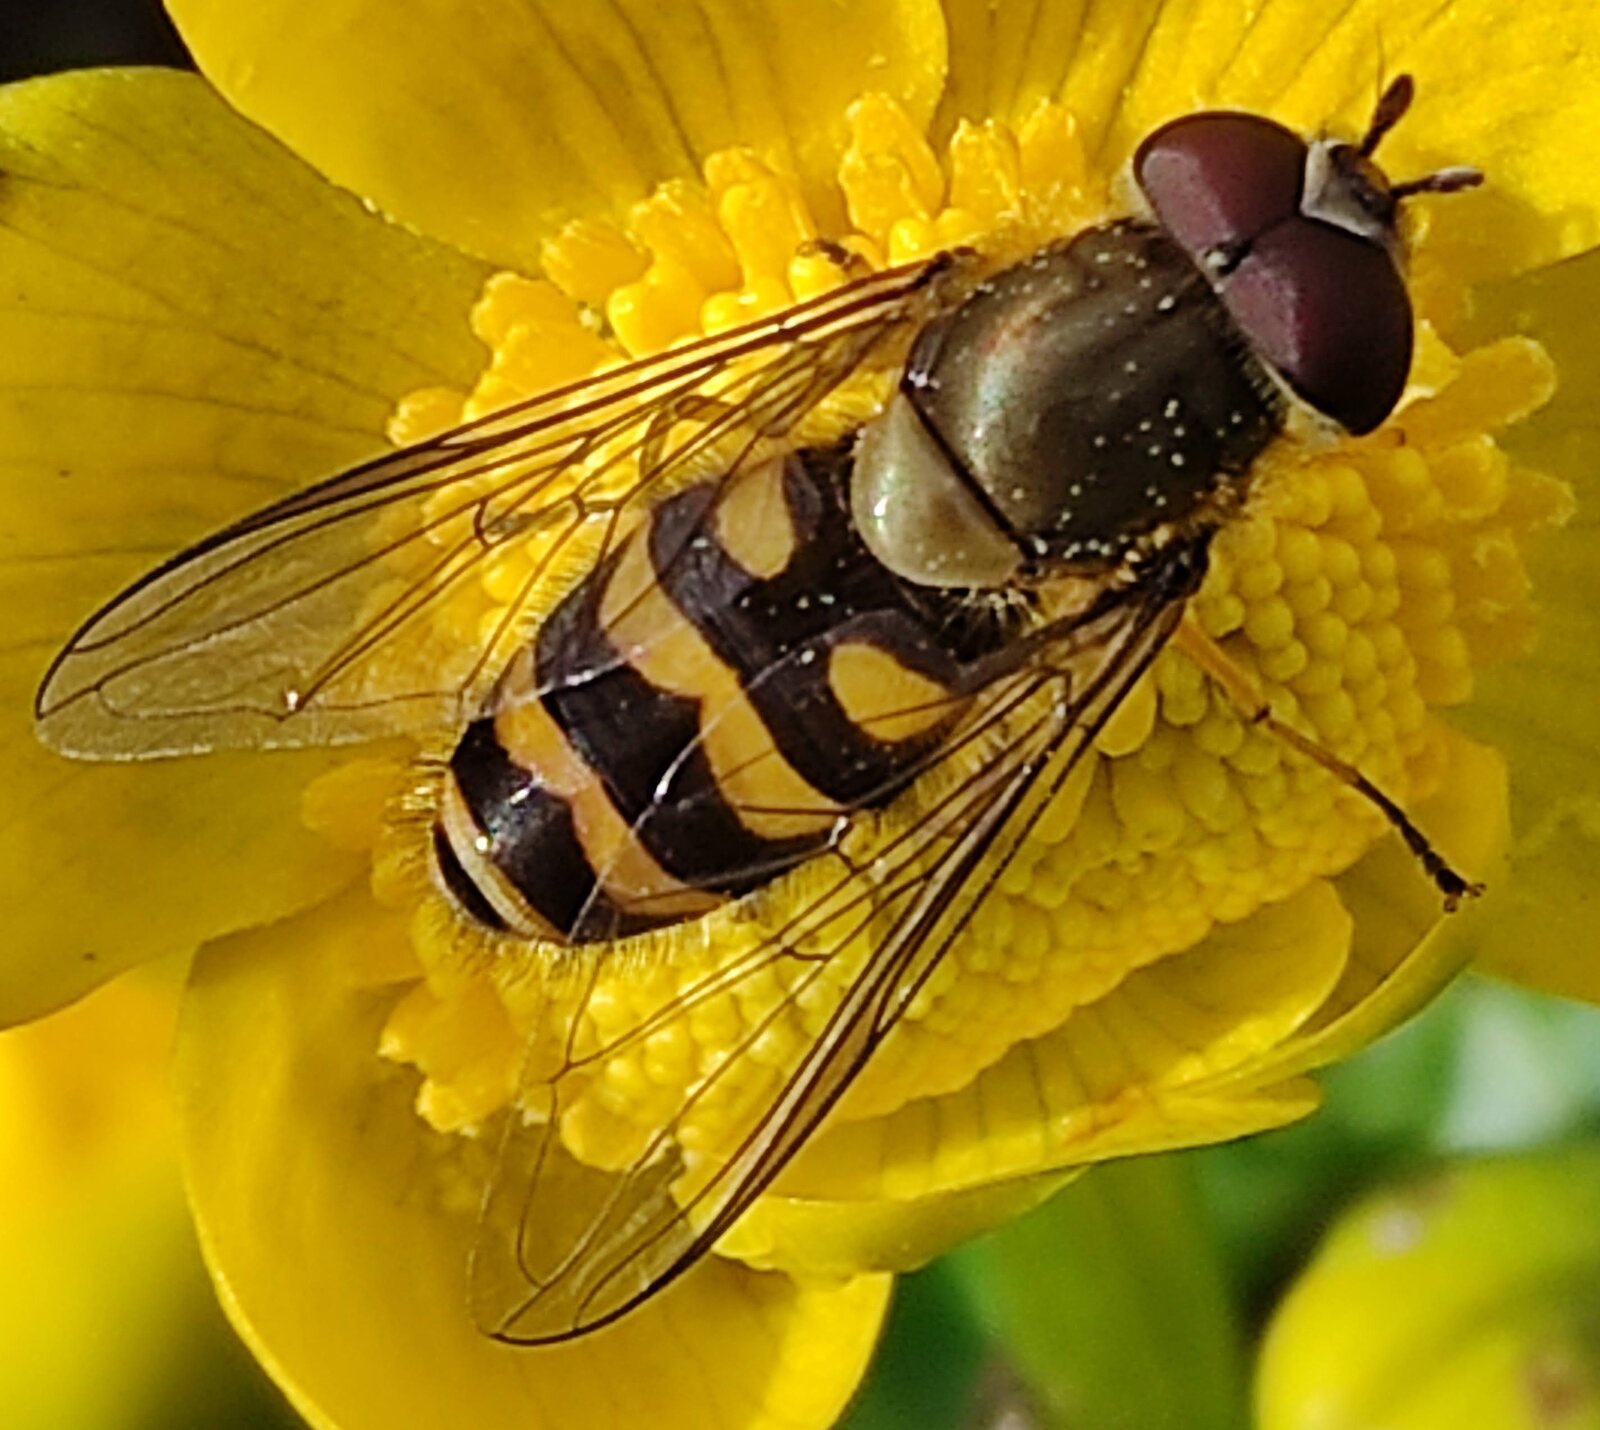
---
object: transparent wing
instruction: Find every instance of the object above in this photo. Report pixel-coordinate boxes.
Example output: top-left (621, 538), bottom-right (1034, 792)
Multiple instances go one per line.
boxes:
top-left (470, 541), bottom-right (1207, 1343)
top-left (35, 258), bottom-right (952, 760)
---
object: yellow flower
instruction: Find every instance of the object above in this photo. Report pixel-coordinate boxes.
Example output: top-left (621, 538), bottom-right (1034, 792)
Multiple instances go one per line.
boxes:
top-left (0, 972), bottom-right (235, 1429)
top-left (1, 2), bottom-right (1597, 1427)
top-left (1258, 1148), bottom-right (1600, 1429)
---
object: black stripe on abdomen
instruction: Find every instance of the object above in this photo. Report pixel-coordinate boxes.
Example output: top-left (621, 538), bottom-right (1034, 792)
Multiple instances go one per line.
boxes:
top-left (535, 570), bottom-right (824, 895)
top-left (430, 824), bottom-right (508, 933)
top-left (446, 718), bottom-right (666, 942)
top-left (647, 454), bottom-right (989, 809)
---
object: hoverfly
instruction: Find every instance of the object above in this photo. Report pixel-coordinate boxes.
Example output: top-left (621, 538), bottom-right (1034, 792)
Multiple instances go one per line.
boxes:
top-left (36, 77), bottom-right (1481, 1343)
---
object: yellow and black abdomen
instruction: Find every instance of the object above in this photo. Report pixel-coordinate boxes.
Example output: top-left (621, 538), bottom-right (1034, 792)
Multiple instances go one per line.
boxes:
top-left (431, 445), bottom-right (1009, 944)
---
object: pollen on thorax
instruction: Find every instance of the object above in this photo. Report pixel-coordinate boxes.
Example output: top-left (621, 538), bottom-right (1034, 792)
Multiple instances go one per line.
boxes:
top-left (331, 96), bottom-right (1571, 1213)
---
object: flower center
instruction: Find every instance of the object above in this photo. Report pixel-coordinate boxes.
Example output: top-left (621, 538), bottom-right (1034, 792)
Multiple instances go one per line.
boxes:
top-left (306, 96), bottom-right (1568, 1203)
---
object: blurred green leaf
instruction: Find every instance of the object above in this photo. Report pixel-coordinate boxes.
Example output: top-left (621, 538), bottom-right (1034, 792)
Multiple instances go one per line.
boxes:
top-left (948, 1158), bottom-right (1249, 1430)
top-left (1194, 977), bottom-right (1600, 1318)
top-left (1192, 990), bottom-right (1464, 1313)
top-left (1435, 980), bottom-right (1600, 1152)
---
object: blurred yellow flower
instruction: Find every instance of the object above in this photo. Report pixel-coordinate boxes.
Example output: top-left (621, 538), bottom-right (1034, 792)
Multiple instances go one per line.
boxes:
top-left (0, 973), bottom-right (235, 1429)
top-left (1258, 1148), bottom-right (1600, 1430)
top-left (0, 3), bottom-right (1596, 1428)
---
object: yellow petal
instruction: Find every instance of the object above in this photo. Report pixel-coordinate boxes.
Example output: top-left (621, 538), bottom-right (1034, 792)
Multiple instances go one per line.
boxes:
top-left (712, 880), bottom-right (1343, 1284)
top-left (726, 1080), bottom-right (1316, 1280)
top-left (1452, 250), bottom-right (1600, 1004)
top-left (943, 0), bottom-right (1600, 275)
top-left (0, 69), bottom-right (489, 1024)
top-left (799, 877), bottom-right (1345, 1202)
top-left (167, 0), bottom-right (949, 272)
top-left (177, 889), bottom-right (891, 1430)
top-left (721, 1170), bottom-right (1079, 1280)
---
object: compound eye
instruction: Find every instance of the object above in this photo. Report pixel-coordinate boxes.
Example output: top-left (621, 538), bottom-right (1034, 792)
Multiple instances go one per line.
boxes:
top-left (1220, 219), bottom-right (1413, 434)
top-left (1135, 112), bottom-right (1307, 262)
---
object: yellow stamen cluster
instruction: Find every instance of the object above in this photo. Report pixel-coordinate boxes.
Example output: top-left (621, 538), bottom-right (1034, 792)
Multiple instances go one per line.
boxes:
top-left (323, 96), bottom-right (1567, 1227)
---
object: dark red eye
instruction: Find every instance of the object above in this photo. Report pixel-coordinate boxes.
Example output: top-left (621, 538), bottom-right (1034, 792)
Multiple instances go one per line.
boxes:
top-left (1135, 108), bottom-right (1415, 435)
top-left (1221, 221), bottom-right (1413, 435)
top-left (1134, 113), bottom-right (1306, 259)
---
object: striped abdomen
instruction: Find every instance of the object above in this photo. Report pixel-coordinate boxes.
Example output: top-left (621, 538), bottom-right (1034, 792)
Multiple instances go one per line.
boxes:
top-left (431, 445), bottom-right (1008, 944)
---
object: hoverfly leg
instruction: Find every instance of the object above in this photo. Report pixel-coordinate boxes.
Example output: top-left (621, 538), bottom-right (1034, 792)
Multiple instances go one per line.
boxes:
top-left (1175, 612), bottom-right (1484, 910)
